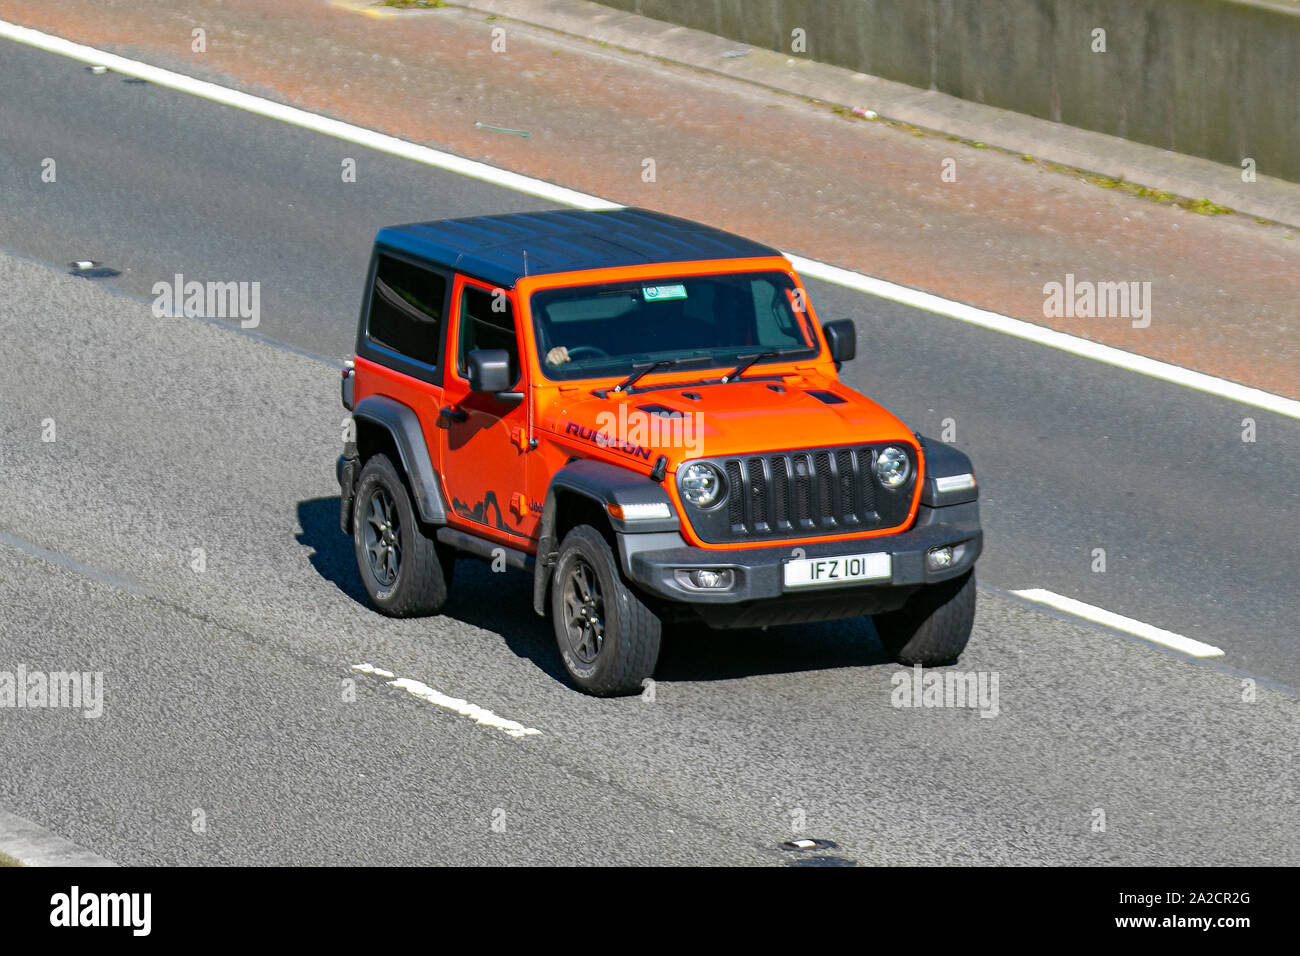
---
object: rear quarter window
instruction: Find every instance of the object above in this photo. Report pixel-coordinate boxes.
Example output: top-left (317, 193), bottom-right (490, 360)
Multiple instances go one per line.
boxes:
top-left (366, 254), bottom-right (448, 368)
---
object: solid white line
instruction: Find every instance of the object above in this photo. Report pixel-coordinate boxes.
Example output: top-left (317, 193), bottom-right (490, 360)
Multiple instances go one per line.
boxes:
top-left (1010, 589), bottom-right (1225, 658)
top-left (2, 18), bottom-right (1296, 420)
top-left (352, 663), bottom-right (543, 738)
top-left (0, 20), bottom-right (618, 212)
top-left (784, 255), bottom-right (1300, 420)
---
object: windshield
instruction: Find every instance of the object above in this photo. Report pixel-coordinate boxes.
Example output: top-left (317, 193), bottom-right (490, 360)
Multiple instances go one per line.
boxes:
top-left (529, 271), bottom-right (820, 382)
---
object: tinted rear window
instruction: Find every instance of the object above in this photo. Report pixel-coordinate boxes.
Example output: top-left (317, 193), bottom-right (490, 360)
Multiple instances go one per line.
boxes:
top-left (367, 254), bottom-right (447, 367)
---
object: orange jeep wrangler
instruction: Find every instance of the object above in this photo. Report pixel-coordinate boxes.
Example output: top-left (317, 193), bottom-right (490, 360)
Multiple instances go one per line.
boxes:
top-left (338, 209), bottom-right (982, 695)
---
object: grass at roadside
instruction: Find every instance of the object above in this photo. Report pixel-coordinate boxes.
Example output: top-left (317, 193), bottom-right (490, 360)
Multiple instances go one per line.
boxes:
top-left (826, 102), bottom-right (1245, 219)
top-left (0, 851), bottom-right (24, 867)
top-left (1078, 172), bottom-right (1233, 215)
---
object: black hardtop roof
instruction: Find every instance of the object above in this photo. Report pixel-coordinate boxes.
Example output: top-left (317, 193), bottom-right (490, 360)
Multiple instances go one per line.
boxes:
top-left (375, 207), bottom-right (783, 288)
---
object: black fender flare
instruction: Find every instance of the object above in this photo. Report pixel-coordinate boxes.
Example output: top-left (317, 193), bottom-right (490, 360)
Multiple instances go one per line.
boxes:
top-left (915, 434), bottom-right (978, 507)
top-left (350, 395), bottom-right (448, 525)
top-left (533, 459), bottom-right (678, 615)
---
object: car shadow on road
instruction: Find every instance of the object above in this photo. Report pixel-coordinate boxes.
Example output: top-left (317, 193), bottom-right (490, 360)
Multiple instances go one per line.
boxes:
top-left (297, 496), bottom-right (894, 686)
top-left (654, 617), bottom-right (894, 683)
top-left (296, 497), bottom-right (370, 605)
top-left (296, 496), bottom-right (568, 685)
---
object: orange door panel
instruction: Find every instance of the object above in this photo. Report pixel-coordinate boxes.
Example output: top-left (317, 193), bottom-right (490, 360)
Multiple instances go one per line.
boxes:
top-left (438, 275), bottom-right (537, 545)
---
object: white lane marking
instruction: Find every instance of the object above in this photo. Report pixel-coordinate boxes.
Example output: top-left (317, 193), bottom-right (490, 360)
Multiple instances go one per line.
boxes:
top-left (352, 663), bottom-right (397, 679)
top-left (351, 663), bottom-right (542, 738)
top-left (0, 20), bottom-right (617, 212)
top-left (1010, 589), bottom-right (1225, 658)
top-left (786, 255), bottom-right (1300, 421)
top-left (3, 19), bottom-right (1297, 420)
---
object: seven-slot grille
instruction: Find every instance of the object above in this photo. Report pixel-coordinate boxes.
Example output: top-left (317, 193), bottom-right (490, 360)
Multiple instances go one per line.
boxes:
top-left (702, 445), bottom-right (910, 543)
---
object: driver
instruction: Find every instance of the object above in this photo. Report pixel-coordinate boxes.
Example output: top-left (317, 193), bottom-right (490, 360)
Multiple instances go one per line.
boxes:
top-left (546, 345), bottom-right (571, 365)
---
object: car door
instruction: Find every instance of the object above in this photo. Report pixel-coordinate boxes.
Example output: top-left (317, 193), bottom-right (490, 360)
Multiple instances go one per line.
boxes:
top-left (438, 275), bottom-right (536, 545)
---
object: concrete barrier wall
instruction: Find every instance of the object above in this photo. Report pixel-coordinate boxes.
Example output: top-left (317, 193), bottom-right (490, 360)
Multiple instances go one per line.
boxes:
top-left (599, 0), bottom-right (1300, 182)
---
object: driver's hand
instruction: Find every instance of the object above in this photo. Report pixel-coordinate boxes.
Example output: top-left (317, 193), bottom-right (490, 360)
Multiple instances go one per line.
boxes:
top-left (546, 346), bottom-right (570, 365)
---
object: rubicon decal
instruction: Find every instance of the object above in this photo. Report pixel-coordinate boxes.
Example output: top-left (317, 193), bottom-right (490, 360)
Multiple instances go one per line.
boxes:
top-left (595, 404), bottom-right (704, 457)
top-left (565, 422), bottom-right (652, 460)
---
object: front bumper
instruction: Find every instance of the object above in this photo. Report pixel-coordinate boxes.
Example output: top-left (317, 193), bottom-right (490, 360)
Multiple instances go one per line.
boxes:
top-left (617, 500), bottom-right (981, 628)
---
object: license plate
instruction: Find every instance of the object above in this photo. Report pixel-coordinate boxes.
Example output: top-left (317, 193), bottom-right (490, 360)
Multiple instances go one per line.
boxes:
top-left (783, 552), bottom-right (892, 588)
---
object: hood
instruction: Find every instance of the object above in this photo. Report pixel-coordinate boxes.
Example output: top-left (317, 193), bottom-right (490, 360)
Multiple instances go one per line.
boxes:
top-left (542, 378), bottom-right (915, 466)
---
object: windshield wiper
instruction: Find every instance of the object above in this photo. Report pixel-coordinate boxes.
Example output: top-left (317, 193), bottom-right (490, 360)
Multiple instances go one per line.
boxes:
top-left (720, 348), bottom-right (803, 384)
top-left (611, 356), bottom-right (708, 393)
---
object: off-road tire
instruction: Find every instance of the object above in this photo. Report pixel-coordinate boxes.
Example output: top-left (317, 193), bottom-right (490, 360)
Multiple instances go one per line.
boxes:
top-left (352, 453), bottom-right (452, 616)
top-left (550, 524), bottom-right (662, 696)
top-left (873, 570), bottom-right (976, 666)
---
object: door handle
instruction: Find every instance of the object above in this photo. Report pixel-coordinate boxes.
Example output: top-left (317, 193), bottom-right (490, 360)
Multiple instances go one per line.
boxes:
top-left (439, 405), bottom-right (468, 424)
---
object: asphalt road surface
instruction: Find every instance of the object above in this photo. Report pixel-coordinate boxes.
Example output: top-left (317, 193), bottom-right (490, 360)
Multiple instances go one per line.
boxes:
top-left (0, 39), bottom-right (1296, 865)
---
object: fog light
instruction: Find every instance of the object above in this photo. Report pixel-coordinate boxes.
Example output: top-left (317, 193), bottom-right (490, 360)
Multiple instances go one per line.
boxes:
top-left (675, 568), bottom-right (735, 590)
top-left (927, 546), bottom-right (954, 570)
top-left (693, 569), bottom-right (731, 589)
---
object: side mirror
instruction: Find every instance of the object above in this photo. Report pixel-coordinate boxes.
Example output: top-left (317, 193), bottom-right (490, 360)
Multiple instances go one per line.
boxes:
top-left (467, 348), bottom-right (514, 394)
top-left (822, 319), bottom-right (856, 363)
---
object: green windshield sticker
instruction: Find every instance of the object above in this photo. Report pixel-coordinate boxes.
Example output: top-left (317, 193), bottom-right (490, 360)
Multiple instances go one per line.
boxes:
top-left (642, 284), bottom-right (687, 301)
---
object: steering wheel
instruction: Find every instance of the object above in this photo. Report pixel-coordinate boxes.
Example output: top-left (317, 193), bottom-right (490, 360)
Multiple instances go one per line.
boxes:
top-left (564, 345), bottom-right (609, 360)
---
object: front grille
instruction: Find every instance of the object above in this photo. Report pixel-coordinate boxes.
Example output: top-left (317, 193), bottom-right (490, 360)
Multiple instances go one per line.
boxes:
top-left (726, 461), bottom-right (744, 527)
top-left (771, 457), bottom-right (790, 526)
top-left (746, 458), bottom-right (768, 528)
top-left (684, 444), bottom-right (913, 544)
top-left (754, 447), bottom-right (877, 534)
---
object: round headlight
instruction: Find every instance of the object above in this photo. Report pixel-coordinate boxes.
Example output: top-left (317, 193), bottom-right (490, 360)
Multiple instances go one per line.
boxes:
top-left (875, 446), bottom-right (911, 488)
top-left (680, 462), bottom-right (723, 507)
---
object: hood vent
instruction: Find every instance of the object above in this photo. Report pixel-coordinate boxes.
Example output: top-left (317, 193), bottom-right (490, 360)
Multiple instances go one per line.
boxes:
top-left (637, 404), bottom-right (685, 418)
top-left (806, 389), bottom-right (846, 405)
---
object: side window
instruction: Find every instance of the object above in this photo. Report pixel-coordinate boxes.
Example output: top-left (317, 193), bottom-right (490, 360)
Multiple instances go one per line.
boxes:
top-left (366, 254), bottom-right (447, 367)
top-left (457, 285), bottom-right (520, 385)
